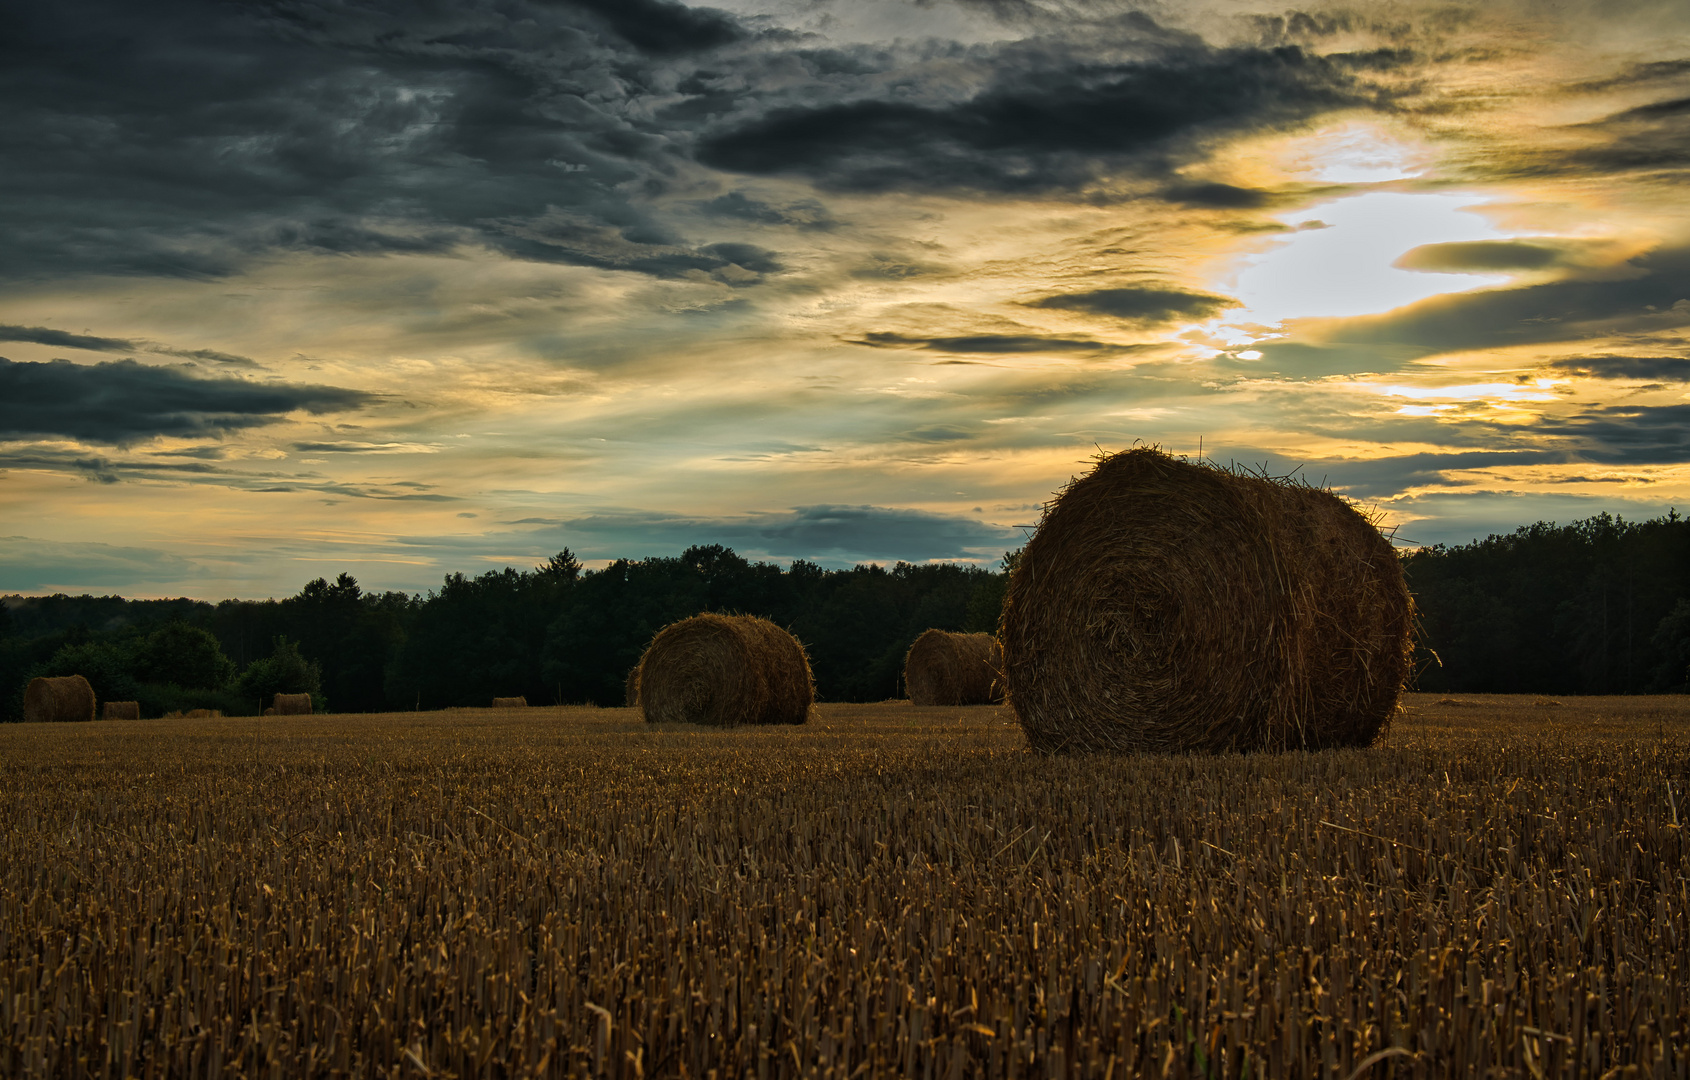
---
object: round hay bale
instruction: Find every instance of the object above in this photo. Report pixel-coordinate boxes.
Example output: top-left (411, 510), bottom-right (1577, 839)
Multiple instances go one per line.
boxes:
top-left (272, 693), bottom-right (313, 716)
top-left (491, 696), bottom-right (528, 708)
top-left (904, 629), bottom-right (1003, 705)
top-left (624, 666), bottom-right (640, 707)
top-left (1001, 447), bottom-right (1412, 754)
top-left (102, 700), bottom-right (140, 721)
top-left (263, 707), bottom-right (276, 716)
top-left (23, 675), bottom-right (96, 723)
top-left (638, 613), bottom-right (813, 726)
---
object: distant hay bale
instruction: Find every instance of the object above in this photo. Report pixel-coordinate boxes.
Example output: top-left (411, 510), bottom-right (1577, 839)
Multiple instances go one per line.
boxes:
top-left (638, 613), bottom-right (813, 726)
top-left (24, 675), bottom-right (96, 723)
top-left (184, 708), bottom-right (221, 719)
top-left (624, 667), bottom-right (640, 707)
top-left (904, 629), bottom-right (1002, 705)
top-left (272, 693), bottom-right (313, 716)
top-left (1001, 447), bottom-right (1413, 754)
top-left (102, 700), bottom-right (140, 721)
top-left (492, 696), bottom-right (528, 708)
top-left (263, 707), bottom-right (276, 716)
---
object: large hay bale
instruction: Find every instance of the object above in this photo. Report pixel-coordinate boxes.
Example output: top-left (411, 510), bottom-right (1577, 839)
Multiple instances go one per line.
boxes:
top-left (491, 696), bottom-right (528, 708)
top-left (638, 613), bottom-right (813, 726)
top-left (102, 700), bottom-right (140, 721)
top-left (904, 629), bottom-right (1003, 705)
top-left (624, 667), bottom-right (640, 707)
top-left (1001, 447), bottom-right (1413, 754)
top-left (272, 693), bottom-right (313, 716)
top-left (23, 675), bottom-right (96, 723)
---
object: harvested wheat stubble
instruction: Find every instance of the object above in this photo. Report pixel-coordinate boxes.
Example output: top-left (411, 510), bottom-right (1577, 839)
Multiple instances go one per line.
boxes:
top-left (101, 700), bottom-right (139, 721)
top-left (624, 666), bottom-right (640, 707)
top-left (1002, 447), bottom-right (1413, 754)
top-left (21, 675), bottom-right (95, 724)
top-left (491, 696), bottom-right (528, 708)
top-left (271, 693), bottom-right (312, 716)
top-left (0, 696), bottom-right (1683, 1079)
top-left (905, 629), bottom-right (1003, 705)
top-left (639, 612), bottom-right (813, 726)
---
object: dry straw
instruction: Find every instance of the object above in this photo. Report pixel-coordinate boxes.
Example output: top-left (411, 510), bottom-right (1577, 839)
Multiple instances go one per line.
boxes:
top-left (904, 629), bottom-right (1003, 705)
top-left (1001, 447), bottom-right (1413, 754)
top-left (491, 696), bottom-right (528, 708)
top-left (272, 693), bottom-right (313, 716)
top-left (102, 700), bottom-right (140, 721)
top-left (23, 675), bottom-right (96, 723)
top-left (624, 667), bottom-right (640, 708)
top-left (638, 613), bottom-right (813, 726)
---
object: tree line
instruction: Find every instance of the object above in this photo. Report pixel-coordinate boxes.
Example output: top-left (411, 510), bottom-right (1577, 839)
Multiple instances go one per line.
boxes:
top-left (0, 546), bottom-right (1008, 719)
top-left (2, 510), bottom-right (1686, 720)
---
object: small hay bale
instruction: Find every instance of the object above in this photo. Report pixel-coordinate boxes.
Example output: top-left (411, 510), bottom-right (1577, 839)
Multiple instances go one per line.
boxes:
top-left (102, 700), bottom-right (140, 721)
top-left (272, 693), bottom-right (313, 716)
top-left (624, 666), bottom-right (640, 707)
top-left (184, 708), bottom-right (221, 719)
top-left (638, 613), bottom-right (813, 726)
top-left (1001, 447), bottom-right (1413, 754)
top-left (491, 696), bottom-right (528, 708)
top-left (23, 675), bottom-right (96, 723)
top-left (263, 707), bottom-right (276, 716)
top-left (904, 629), bottom-right (1002, 705)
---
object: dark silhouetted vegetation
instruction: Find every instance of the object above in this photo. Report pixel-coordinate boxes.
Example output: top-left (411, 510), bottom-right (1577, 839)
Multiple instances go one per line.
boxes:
top-left (3, 509), bottom-right (1685, 720)
top-left (1403, 510), bottom-right (1690, 694)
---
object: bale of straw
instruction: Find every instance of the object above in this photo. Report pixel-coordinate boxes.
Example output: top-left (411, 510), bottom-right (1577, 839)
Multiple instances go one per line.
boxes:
top-left (272, 693), bottom-right (313, 716)
top-left (1000, 447), bottom-right (1413, 754)
top-left (624, 667), bottom-right (640, 707)
top-left (638, 613), bottom-right (813, 726)
top-left (23, 675), bottom-right (96, 723)
top-left (184, 708), bottom-right (222, 719)
top-left (904, 629), bottom-right (1003, 705)
top-left (102, 700), bottom-right (140, 721)
top-left (491, 696), bottom-right (528, 708)
top-left (263, 707), bottom-right (276, 716)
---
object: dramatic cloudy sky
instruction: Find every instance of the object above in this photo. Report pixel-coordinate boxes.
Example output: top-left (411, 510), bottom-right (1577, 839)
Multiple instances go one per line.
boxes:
top-left (3, 0), bottom-right (1689, 596)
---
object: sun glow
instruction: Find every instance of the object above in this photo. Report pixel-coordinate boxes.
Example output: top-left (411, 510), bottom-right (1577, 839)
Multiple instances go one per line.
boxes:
top-left (1226, 191), bottom-right (1515, 324)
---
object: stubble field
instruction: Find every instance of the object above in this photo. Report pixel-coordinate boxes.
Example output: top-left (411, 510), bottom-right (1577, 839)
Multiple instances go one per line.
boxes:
top-left (1, 695), bottom-right (1686, 1078)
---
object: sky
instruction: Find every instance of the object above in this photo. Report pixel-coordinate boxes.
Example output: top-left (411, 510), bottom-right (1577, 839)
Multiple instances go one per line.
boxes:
top-left (3, 0), bottom-right (1689, 598)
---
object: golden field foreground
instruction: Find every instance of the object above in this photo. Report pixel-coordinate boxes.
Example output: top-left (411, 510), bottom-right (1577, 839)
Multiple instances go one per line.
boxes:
top-left (1, 696), bottom-right (1686, 1079)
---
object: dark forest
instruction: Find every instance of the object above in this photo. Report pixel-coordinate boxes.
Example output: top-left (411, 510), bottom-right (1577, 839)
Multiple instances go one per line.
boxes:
top-left (3, 511), bottom-right (1687, 720)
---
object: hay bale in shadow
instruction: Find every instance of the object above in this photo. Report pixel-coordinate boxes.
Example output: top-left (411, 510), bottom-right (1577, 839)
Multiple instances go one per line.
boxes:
top-left (263, 707), bottom-right (276, 716)
top-left (638, 613), bottom-right (813, 726)
top-left (272, 693), bottom-right (313, 716)
top-left (184, 708), bottom-right (221, 719)
top-left (624, 667), bottom-right (640, 707)
top-left (102, 700), bottom-right (140, 721)
top-left (492, 696), bottom-right (528, 708)
top-left (24, 675), bottom-right (96, 723)
top-left (904, 629), bottom-right (1002, 705)
top-left (1001, 447), bottom-right (1412, 754)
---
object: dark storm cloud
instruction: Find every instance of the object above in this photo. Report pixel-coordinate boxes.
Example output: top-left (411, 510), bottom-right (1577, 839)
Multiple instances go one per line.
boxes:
top-left (0, 0), bottom-right (765, 283)
top-left (1313, 450), bottom-right (1566, 498)
top-left (1538, 403), bottom-right (1690, 464)
top-left (1028, 286), bottom-right (1237, 324)
top-left (698, 192), bottom-right (839, 230)
top-left (855, 331), bottom-right (1137, 357)
top-left (1258, 246), bottom-right (1690, 373)
top-left (1160, 182), bottom-right (1278, 208)
top-left (1394, 241), bottom-right (1564, 272)
top-left (697, 40), bottom-right (1392, 192)
top-left (566, 0), bottom-right (748, 56)
top-left (1546, 355), bottom-right (1690, 381)
top-left (0, 324), bottom-right (261, 366)
top-left (0, 324), bottom-right (135, 352)
top-left (0, 358), bottom-right (373, 444)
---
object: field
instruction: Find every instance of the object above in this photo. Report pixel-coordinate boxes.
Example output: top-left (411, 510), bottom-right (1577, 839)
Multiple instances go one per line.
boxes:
top-left (2, 695), bottom-right (1686, 1078)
